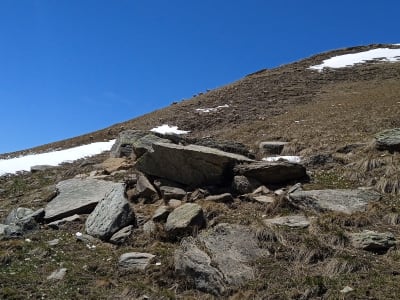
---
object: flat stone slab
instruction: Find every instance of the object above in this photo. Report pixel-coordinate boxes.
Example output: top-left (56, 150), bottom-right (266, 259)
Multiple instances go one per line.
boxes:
top-left (44, 179), bottom-right (120, 221)
top-left (289, 189), bottom-right (381, 214)
top-left (264, 215), bottom-right (310, 228)
top-left (350, 230), bottom-right (396, 252)
top-left (119, 252), bottom-right (155, 271)
top-left (136, 142), bottom-right (253, 186)
top-left (165, 203), bottom-right (206, 237)
top-left (375, 128), bottom-right (400, 152)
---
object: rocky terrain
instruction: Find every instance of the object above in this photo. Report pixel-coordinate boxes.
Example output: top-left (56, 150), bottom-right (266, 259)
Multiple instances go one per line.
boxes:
top-left (1, 44), bottom-right (400, 299)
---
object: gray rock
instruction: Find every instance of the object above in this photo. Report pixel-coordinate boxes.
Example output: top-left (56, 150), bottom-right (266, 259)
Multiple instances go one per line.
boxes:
top-left (234, 161), bottom-right (307, 185)
top-left (205, 193), bottom-right (234, 203)
top-left (75, 232), bottom-right (98, 244)
top-left (232, 175), bottom-right (253, 195)
top-left (375, 128), bottom-right (400, 152)
top-left (190, 138), bottom-right (253, 158)
top-left (175, 223), bottom-right (267, 295)
top-left (259, 141), bottom-right (288, 155)
top-left (118, 252), bottom-right (155, 271)
top-left (136, 142), bottom-right (253, 186)
top-left (165, 203), bottom-right (206, 238)
top-left (264, 215), bottom-right (310, 228)
top-left (48, 239), bottom-right (60, 246)
top-left (48, 214), bottom-right (81, 229)
top-left (160, 186), bottom-right (186, 201)
top-left (3, 224), bottom-right (22, 238)
top-left (45, 179), bottom-right (119, 221)
top-left (47, 268), bottom-right (67, 281)
top-left (350, 230), bottom-right (396, 252)
top-left (175, 238), bottom-right (226, 295)
top-left (85, 184), bottom-right (135, 240)
top-left (252, 195), bottom-right (275, 204)
top-left (131, 174), bottom-right (159, 203)
top-left (142, 220), bottom-right (157, 236)
top-left (289, 189), bottom-right (381, 214)
top-left (4, 207), bottom-right (39, 232)
top-left (30, 165), bottom-right (54, 172)
top-left (168, 199), bottom-right (182, 208)
top-left (152, 206), bottom-right (170, 222)
top-left (109, 225), bottom-right (133, 244)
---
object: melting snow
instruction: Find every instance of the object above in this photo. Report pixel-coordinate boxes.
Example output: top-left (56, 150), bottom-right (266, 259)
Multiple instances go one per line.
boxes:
top-left (309, 48), bottom-right (400, 71)
top-left (196, 104), bottom-right (229, 113)
top-left (150, 124), bottom-right (190, 135)
top-left (263, 156), bottom-right (301, 163)
top-left (0, 140), bottom-right (115, 176)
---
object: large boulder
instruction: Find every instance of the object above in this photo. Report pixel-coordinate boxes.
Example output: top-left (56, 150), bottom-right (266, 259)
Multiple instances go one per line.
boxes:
top-left (44, 179), bottom-right (120, 222)
top-left (136, 142), bottom-right (253, 186)
top-left (175, 223), bottom-right (267, 295)
top-left (85, 184), bottom-right (135, 240)
top-left (375, 128), bottom-right (400, 152)
top-left (289, 189), bottom-right (381, 214)
top-left (234, 161), bottom-right (307, 185)
top-left (350, 230), bottom-right (396, 253)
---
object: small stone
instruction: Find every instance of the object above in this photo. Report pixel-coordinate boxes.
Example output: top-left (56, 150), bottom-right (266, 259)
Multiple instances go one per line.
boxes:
top-left (168, 199), bottom-right (182, 209)
top-left (31, 165), bottom-right (54, 173)
top-left (118, 252), bottom-right (155, 271)
top-left (350, 230), bottom-right (396, 253)
top-left (142, 220), bottom-right (157, 236)
top-left (47, 268), bottom-right (67, 281)
top-left (264, 215), bottom-right (310, 229)
top-left (160, 186), bottom-right (186, 201)
top-left (48, 214), bottom-right (81, 229)
top-left (232, 175), bottom-right (253, 195)
top-left (48, 239), bottom-right (60, 246)
top-left (110, 225), bottom-right (133, 245)
top-left (340, 286), bottom-right (354, 294)
top-left (253, 195), bottom-right (275, 204)
top-left (165, 203), bottom-right (206, 238)
top-left (205, 193), bottom-right (234, 203)
top-left (259, 141), bottom-right (288, 155)
top-left (152, 206), bottom-right (171, 222)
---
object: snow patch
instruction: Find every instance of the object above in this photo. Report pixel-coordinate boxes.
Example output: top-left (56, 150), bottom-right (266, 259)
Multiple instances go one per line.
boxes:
top-left (0, 140), bottom-right (115, 176)
top-left (309, 48), bottom-right (400, 71)
top-left (150, 124), bottom-right (189, 135)
top-left (263, 156), bottom-right (301, 163)
top-left (195, 104), bottom-right (229, 113)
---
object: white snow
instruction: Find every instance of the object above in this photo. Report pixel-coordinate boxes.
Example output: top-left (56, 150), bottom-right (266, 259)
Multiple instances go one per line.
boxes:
top-left (150, 124), bottom-right (190, 135)
top-left (263, 156), bottom-right (301, 163)
top-left (195, 104), bottom-right (229, 113)
top-left (309, 48), bottom-right (400, 71)
top-left (0, 140), bottom-right (115, 176)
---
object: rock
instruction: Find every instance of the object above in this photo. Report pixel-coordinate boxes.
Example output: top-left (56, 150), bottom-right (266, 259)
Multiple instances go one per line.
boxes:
top-left (252, 185), bottom-right (270, 195)
top-left (289, 189), bottom-right (381, 214)
top-left (130, 174), bottom-right (159, 203)
top-left (142, 220), bottom-right (157, 236)
top-left (85, 184), bottom-right (135, 240)
top-left (232, 175), bottom-right (253, 195)
top-left (340, 286), bottom-right (354, 294)
top-left (160, 186), bottom-right (186, 201)
top-left (2, 224), bottom-right (22, 238)
top-left (48, 239), bottom-right (60, 246)
top-left (264, 215), bottom-right (310, 228)
top-left (205, 193), bottom-right (234, 203)
top-left (48, 214), bottom-right (81, 229)
top-left (304, 154), bottom-right (333, 167)
top-left (110, 130), bottom-right (170, 158)
top-left (234, 161), bottom-right (307, 185)
top-left (109, 225), bottom-right (133, 244)
top-left (190, 138), bottom-right (253, 158)
top-left (175, 238), bottom-right (226, 295)
top-left (350, 230), bottom-right (396, 252)
top-left (287, 183), bottom-right (303, 194)
top-left (96, 157), bottom-right (128, 174)
top-left (152, 206), bottom-right (170, 222)
top-left (188, 189), bottom-right (209, 202)
top-left (4, 207), bottom-right (38, 231)
top-left (30, 165), bottom-right (54, 172)
top-left (45, 179), bottom-right (120, 222)
top-left (175, 223), bottom-right (267, 295)
top-left (252, 195), bottom-right (275, 204)
top-left (165, 203), bottom-right (206, 238)
top-left (136, 142), bottom-right (253, 186)
top-left (47, 268), bottom-right (67, 281)
top-left (259, 141), bottom-right (288, 155)
top-left (375, 128), bottom-right (400, 152)
top-left (40, 185), bottom-right (58, 202)
top-left (168, 199), bottom-right (182, 208)
top-left (118, 252), bottom-right (155, 271)
top-left (75, 232), bottom-right (98, 244)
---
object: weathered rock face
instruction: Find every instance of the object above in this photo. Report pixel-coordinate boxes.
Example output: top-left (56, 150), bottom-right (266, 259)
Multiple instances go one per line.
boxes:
top-left (259, 141), bottom-right (288, 155)
top-left (350, 230), bottom-right (396, 253)
top-left (375, 128), bottom-right (400, 152)
top-left (118, 252), bottom-right (155, 271)
top-left (85, 184), bottom-right (135, 240)
top-left (264, 215), bottom-right (310, 229)
top-left (289, 189), bottom-right (381, 214)
top-left (165, 203), bottom-right (206, 237)
top-left (234, 161), bottom-right (307, 184)
top-left (174, 223), bottom-right (267, 295)
top-left (136, 142), bottom-right (253, 186)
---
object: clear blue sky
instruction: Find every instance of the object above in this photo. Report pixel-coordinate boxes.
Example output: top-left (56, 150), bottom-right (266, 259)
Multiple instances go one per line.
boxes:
top-left (0, 0), bottom-right (399, 153)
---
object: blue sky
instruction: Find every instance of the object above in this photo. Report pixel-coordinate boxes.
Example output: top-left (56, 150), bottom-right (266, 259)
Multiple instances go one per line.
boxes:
top-left (0, 0), bottom-right (399, 153)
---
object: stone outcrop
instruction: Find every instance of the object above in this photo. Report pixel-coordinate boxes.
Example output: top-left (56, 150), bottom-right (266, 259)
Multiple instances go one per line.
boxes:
top-left (136, 142), bottom-right (253, 186)
top-left (289, 189), bottom-right (381, 214)
top-left (44, 179), bottom-right (119, 221)
top-left (85, 184), bottom-right (135, 240)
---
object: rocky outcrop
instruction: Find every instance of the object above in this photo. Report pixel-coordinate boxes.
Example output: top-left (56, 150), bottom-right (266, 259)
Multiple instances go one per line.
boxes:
top-left (350, 230), bottom-right (396, 253)
top-left (289, 189), bottom-right (381, 214)
top-left (175, 223), bottom-right (267, 295)
top-left (44, 179), bottom-right (119, 221)
top-left (375, 128), bottom-right (400, 152)
top-left (136, 142), bottom-right (253, 186)
top-left (85, 184), bottom-right (135, 240)
top-left (234, 161), bottom-right (307, 184)
top-left (165, 203), bottom-right (206, 238)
